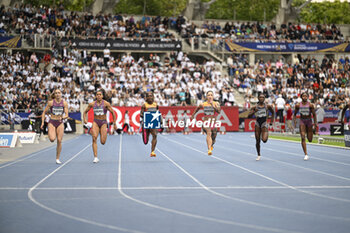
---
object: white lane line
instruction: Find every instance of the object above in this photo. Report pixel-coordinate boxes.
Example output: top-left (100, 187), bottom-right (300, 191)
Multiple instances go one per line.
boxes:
top-left (27, 142), bottom-right (142, 233)
top-left (224, 133), bottom-right (350, 154)
top-left (211, 137), bottom-right (350, 182)
top-left (117, 136), bottom-right (301, 233)
top-left (0, 136), bottom-right (81, 169)
top-left (227, 135), bottom-right (350, 166)
top-left (166, 136), bottom-right (350, 204)
top-left (3, 185), bottom-right (350, 190)
top-left (160, 136), bottom-right (350, 221)
top-left (268, 137), bottom-right (350, 152)
top-left (156, 146), bottom-right (350, 223)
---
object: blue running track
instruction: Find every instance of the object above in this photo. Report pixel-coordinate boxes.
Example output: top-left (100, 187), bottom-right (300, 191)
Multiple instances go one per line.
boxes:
top-left (1, 133), bottom-right (350, 233)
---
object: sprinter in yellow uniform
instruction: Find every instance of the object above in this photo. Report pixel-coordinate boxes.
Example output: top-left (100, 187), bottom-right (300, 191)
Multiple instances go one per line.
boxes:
top-left (140, 92), bottom-right (159, 157)
top-left (191, 91), bottom-right (221, 155)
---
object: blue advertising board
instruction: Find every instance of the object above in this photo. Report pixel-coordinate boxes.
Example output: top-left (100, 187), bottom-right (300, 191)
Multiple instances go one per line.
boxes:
top-left (225, 41), bottom-right (350, 52)
top-left (143, 111), bottom-right (161, 129)
top-left (345, 130), bottom-right (350, 147)
top-left (0, 36), bottom-right (22, 48)
top-left (0, 134), bottom-right (15, 147)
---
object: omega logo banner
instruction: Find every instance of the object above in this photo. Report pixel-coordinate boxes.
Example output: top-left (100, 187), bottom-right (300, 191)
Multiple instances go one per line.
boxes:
top-left (87, 106), bottom-right (239, 132)
top-left (244, 119), bottom-right (285, 132)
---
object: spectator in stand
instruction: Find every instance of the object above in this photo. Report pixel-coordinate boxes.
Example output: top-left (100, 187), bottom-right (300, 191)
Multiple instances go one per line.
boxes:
top-left (285, 103), bottom-right (294, 134)
top-left (316, 104), bottom-right (325, 124)
top-left (275, 94), bottom-right (286, 123)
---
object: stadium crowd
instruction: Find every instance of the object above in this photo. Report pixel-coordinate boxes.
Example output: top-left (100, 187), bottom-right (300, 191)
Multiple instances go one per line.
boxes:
top-left (0, 4), bottom-right (178, 43)
top-left (0, 4), bottom-right (349, 123)
top-left (0, 50), bottom-right (232, 114)
top-left (226, 53), bottom-right (350, 111)
top-left (0, 4), bottom-right (345, 45)
top-left (178, 17), bottom-right (346, 49)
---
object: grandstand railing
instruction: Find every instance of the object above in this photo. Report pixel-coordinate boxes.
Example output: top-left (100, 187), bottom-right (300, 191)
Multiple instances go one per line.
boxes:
top-left (187, 37), bottom-right (227, 63)
top-left (33, 34), bottom-right (53, 48)
top-left (0, 110), bottom-right (9, 125)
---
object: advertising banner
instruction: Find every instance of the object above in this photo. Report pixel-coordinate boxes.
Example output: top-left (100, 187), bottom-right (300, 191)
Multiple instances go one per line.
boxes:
top-left (17, 132), bottom-right (37, 144)
top-left (318, 123), bottom-right (331, 135)
top-left (345, 130), bottom-right (350, 147)
top-left (0, 36), bottom-right (22, 48)
top-left (225, 40), bottom-right (350, 52)
top-left (61, 39), bottom-right (182, 51)
top-left (244, 119), bottom-right (285, 132)
top-left (0, 133), bottom-right (18, 148)
top-left (87, 106), bottom-right (239, 132)
top-left (64, 119), bottom-right (76, 133)
top-left (330, 124), bottom-right (344, 136)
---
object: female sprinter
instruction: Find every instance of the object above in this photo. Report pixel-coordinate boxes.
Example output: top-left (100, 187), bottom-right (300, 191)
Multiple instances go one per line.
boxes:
top-left (83, 90), bottom-right (117, 163)
top-left (191, 91), bottom-right (221, 155)
top-left (340, 102), bottom-right (350, 125)
top-left (41, 89), bottom-right (68, 164)
top-left (248, 93), bottom-right (274, 161)
top-left (140, 92), bottom-right (159, 157)
top-left (293, 92), bottom-right (317, 161)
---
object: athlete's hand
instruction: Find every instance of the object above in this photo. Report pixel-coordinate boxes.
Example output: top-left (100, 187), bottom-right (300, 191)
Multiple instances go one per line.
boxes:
top-left (114, 123), bottom-right (118, 131)
top-left (84, 119), bottom-right (88, 124)
top-left (40, 123), bottom-right (44, 130)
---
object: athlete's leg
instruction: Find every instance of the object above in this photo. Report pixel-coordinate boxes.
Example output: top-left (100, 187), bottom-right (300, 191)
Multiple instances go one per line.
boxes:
top-left (203, 127), bottom-right (213, 155)
top-left (48, 123), bottom-right (56, 142)
top-left (100, 124), bottom-right (108, 145)
top-left (299, 124), bottom-right (308, 157)
top-left (306, 125), bottom-right (313, 143)
top-left (150, 129), bottom-right (157, 157)
top-left (211, 128), bottom-right (218, 148)
top-left (56, 123), bottom-right (64, 162)
top-left (205, 128), bottom-right (212, 150)
top-left (255, 125), bottom-right (262, 157)
top-left (146, 129), bottom-right (150, 142)
top-left (261, 127), bottom-right (268, 143)
top-left (91, 122), bottom-right (100, 158)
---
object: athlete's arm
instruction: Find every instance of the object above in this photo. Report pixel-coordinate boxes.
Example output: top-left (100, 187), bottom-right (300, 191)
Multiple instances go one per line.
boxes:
top-left (341, 104), bottom-right (349, 124)
top-left (83, 102), bottom-right (94, 125)
top-left (293, 104), bottom-right (300, 126)
top-left (247, 106), bottom-right (257, 118)
top-left (156, 104), bottom-right (163, 121)
top-left (212, 101), bottom-right (221, 113)
top-left (310, 103), bottom-right (317, 127)
top-left (140, 104), bottom-right (146, 123)
top-left (105, 101), bottom-right (117, 130)
top-left (41, 101), bottom-right (52, 129)
top-left (191, 103), bottom-right (203, 120)
top-left (267, 105), bottom-right (275, 125)
top-left (63, 101), bottom-right (69, 120)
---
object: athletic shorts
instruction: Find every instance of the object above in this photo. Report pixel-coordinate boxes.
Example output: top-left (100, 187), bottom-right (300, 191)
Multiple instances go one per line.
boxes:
top-left (300, 118), bottom-right (312, 128)
top-left (49, 119), bottom-right (63, 128)
top-left (94, 119), bottom-right (107, 128)
top-left (256, 118), bottom-right (267, 129)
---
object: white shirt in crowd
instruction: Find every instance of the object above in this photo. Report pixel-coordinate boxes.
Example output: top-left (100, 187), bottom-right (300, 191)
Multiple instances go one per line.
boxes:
top-left (275, 96), bottom-right (286, 110)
